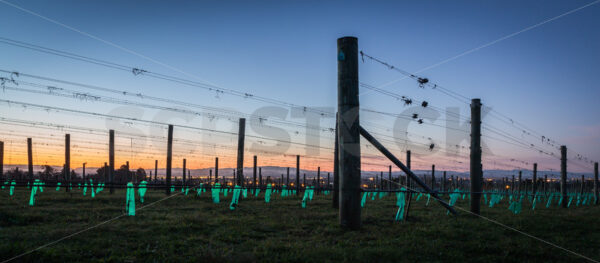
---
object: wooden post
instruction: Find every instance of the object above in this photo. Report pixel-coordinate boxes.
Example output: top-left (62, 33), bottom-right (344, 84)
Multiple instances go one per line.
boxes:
top-left (82, 162), bottom-right (86, 182)
top-left (470, 98), bottom-right (482, 214)
top-left (532, 163), bottom-right (538, 197)
top-left (253, 155), bottom-right (257, 192)
top-left (286, 167), bottom-right (290, 186)
top-left (236, 118), bottom-right (246, 186)
top-left (215, 157), bottom-right (219, 183)
top-left (560, 145), bottom-right (567, 208)
top-left (296, 155), bottom-right (300, 195)
top-left (431, 165), bottom-right (436, 190)
top-left (154, 160), bottom-right (158, 182)
top-left (109, 130), bottom-right (115, 194)
top-left (0, 141), bottom-right (3, 180)
top-left (338, 36), bottom-right (361, 229)
top-left (333, 113), bottom-right (340, 208)
top-left (126, 161), bottom-right (130, 183)
top-left (595, 162), bottom-right (598, 205)
top-left (327, 173), bottom-right (330, 189)
top-left (166, 125), bottom-right (173, 195)
top-left (317, 166), bottom-right (321, 194)
top-left (405, 150), bottom-right (413, 218)
top-left (182, 158), bottom-right (187, 187)
top-left (259, 167), bottom-right (263, 189)
top-left (65, 134), bottom-right (70, 192)
top-left (27, 138), bottom-right (33, 187)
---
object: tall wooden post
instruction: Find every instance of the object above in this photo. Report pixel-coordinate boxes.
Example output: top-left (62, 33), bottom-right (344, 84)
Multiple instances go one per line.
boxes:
top-left (82, 162), bottom-right (86, 182)
top-left (286, 167), bottom-right (290, 186)
top-left (0, 141), bottom-right (3, 180)
top-left (317, 166), bottom-right (321, 193)
top-left (296, 155), bottom-right (300, 195)
top-left (431, 165), bottom-right (436, 190)
top-left (328, 173), bottom-right (331, 189)
top-left (109, 130), bottom-right (115, 194)
top-left (580, 175), bottom-right (585, 197)
top-left (405, 150), bottom-right (414, 218)
top-left (337, 36), bottom-right (361, 229)
top-left (65, 134), bottom-right (70, 192)
top-left (154, 160), bottom-right (158, 182)
top-left (166, 125), bottom-right (173, 195)
top-left (236, 118), bottom-right (245, 186)
top-left (333, 113), bottom-right (340, 208)
top-left (595, 162), bottom-right (598, 205)
top-left (259, 167), bottom-right (263, 189)
top-left (470, 98), bottom-right (482, 214)
top-left (126, 161), bottom-right (131, 183)
top-left (182, 158), bottom-right (187, 187)
top-left (532, 163), bottom-right (538, 197)
top-left (27, 138), bottom-right (33, 187)
top-left (215, 157), bottom-right (219, 183)
top-left (253, 155), bottom-right (257, 192)
top-left (511, 175), bottom-right (515, 195)
top-left (560, 145), bottom-right (567, 208)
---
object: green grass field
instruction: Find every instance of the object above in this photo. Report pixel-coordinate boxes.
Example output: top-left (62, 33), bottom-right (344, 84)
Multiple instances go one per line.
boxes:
top-left (1, 187), bottom-right (599, 262)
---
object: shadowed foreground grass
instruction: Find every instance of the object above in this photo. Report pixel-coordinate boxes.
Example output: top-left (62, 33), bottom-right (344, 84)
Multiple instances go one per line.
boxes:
top-left (1, 187), bottom-right (599, 262)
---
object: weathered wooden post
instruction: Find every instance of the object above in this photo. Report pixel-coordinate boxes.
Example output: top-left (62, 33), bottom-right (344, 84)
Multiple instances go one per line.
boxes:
top-left (154, 160), bottom-right (158, 182)
top-left (109, 130), bottom-right (115, 194)
top-left (286, 167), bottom-right (290, 186)
top-left (337, 36), bottom-right (361, 229)
top-left (236, 118), bottom-right (246, 186)
top-left (166, 125), bottom-right (173, 195)
top-left (405, 150), bottom-right (414, 218)
top-left (82, 162), bottom-right (86, 182)
top-left (0, 141), bottom-right (3, 180)
top-left (595, 162), bottom-right (599, 205)
top-left (259, 167), bottom-right (263, 189)
top-left (317, 166), bottom-right (321, 194)
top-left (182, 158), bottom-right (187, 187)
top-left (296, 155), bottom-right (300, 195)
top-left (327, 173), bottom-right (331, 189)
top-left (333, 113), bottom-right (340, 208)
top-left (27, 138), bottom-right (33, 188)
top-left (253, 155), bottom-right (257, 192)
top-left (518, 171), bottom-right (522, 197)
top-left (560, 145), bottom-right (567, 208)
top-left (431, 165), bottom-right (436, 190)
top-left (65, 134), bottom-right (70, 192)
top-left (532, 163), bottom-right (538, 197)
top-left (214, 157), bottom-right (219, 183)
top-left (470, 98), bottom-right (482, 214)
top-left (126, 161), bottom-right (131, 183)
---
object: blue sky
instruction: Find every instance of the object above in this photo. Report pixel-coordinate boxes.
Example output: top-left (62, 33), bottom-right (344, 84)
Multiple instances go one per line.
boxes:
top-left (0, 0), bottom-right (598, 173)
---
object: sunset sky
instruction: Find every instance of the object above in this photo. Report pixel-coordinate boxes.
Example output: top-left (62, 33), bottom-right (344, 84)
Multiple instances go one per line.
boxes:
top-left (1, 0), bottom-right (599, 176)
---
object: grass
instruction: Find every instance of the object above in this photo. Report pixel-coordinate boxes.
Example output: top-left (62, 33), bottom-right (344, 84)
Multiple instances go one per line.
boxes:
top-left (1, 187), bottom-right (599, 262)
